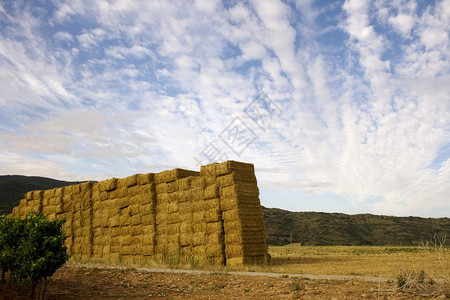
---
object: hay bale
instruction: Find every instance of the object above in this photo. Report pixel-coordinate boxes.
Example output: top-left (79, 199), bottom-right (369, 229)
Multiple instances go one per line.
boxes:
top-left (203, 184), bottom-right (219, 199)
top-left (99, 178), bottom-right (118, 192)
top-left (191, 177), bottom-right (206, 188)
top-left (193, 232), bottom-right (206, 246)
top-left (167, 202), bottom-right (178, 214)
top-left (206, 221), bottom-right (222, 234)
top-left (155, 169), bottom-right (200, 184)
top-left (166, 213), bottom-right (179, 224)
top-left (224, 231), bottom-right (266, 244)
top-left (193, 223), bottom-right (205, 233)
top-left (141, 214), bottom-right (156, 225)
top-left (192, 211), bottom-right (204, 223)
top-left (178, 176), bottom-right (194, 191)
top-left (125, 174), bottom-right (138, 187)
top-left (218, 160), bottom-right (255, 175)
top-left (138, 173), bottom-right (155, 185)
top-left (205, 208), bottom-right (221, 223)
top-left (130, 215), bottom-right (141, 225)
top-left (166, 181), bottom-right (179, 193)
top-left (200, 163), bottom-right (218, 177)
top-left (206, 233), bottom-right (224, 245)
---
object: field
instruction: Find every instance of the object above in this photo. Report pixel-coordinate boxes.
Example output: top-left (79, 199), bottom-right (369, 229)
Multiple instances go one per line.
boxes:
top-left (1, 245), bottom-right (449, 299)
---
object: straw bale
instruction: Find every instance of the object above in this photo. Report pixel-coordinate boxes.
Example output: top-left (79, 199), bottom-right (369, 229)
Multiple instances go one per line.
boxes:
top-left (155, 183), bottom-right (168, 194)
top-left (200, 163), bottom-right (218, 177)
top-left (141, 214), bottom-right (156, 225)
top-left (47, 213), bottom-right (56, 221)
top-left (190, 189), bottom-right (202, 204)
top-left (99, 178), bottom-right (118, 192)
top-left (138, 173), bottom-right (155, 185)
top-left (226, 256), bottom-right (266, 267)
top-left (128, 185), bottom-right (140, 197)
top-left (121, 245), bottom-right (132, 255)
top-left (128, 204), bottom-right (140, 216)
top-left (111, 227), bottom-right (121, 237)
top-left (192, 211), bottom-right (204, 222)
top-left (33, 190), bottom-right (44, 200)
top-left (219, 160), bottom-right (255, 175)
top-left (166, 181), bottom-right (179, 193)
top-left (224, 231), bottom-right (266, 245)
top-left (203, 184), bottom-right (219, 199)
top-left (155, 168), bottom-right (200, 184)
top-left (120, 235), bottom-right (132, 245)
top-left (178, 176), bottom-right (194, 191)
top-left (131, 234), bottom-right (142, 244)
top-left (166, 213), bottom-right (179, 224)
top-left (155, 213), bottom-right (166, 225)
top-left (205, 208), bottom-right (221, 223)
top-left (220, 184), bottom-right (258, 200)
top-left (109, 216), bottom-right (120, 227)
top-left (130, 244), bottom-right (143, 255)
top-left (142, 232), bottom-right (156, 245)
top-left (111, 245), bottom-right (120, 254)
top-left (179, 234), bottom-right (192, 246)
top-left (72, 244), bottom-right (81, 254)
top-left (43, 189), bottom-right (54, 199)
top-left (102, 245), bottom-right (111, 255)
top-left (92, 218), bottom-right (103, 228)
top-left (204, 198), bottom-right (220, 210)
top-left (92, 245), bottom-right (102, 256)
top-left (99, 191), bottom-right (109, 201)
top-left (192, 222), bottom-right (205, 232)
top-left (166, 223), bottom-right (179, 234)
top-left (141, 203), bottom-right (156, 215)
top-left (191, 177), bottom-right (206, 188)
top-left (220, 194), bottom-right (260, 211)
top-left (142, 245), bottom-right (155, 255)
top-left (19, 198), bottom-right (27, 207)
top-left (130, 215), bottom-right (141, 225)
top-left (207, 256), bottom-right (225, 266)
top-left (179, 222), bottom-right (192, 234)
top-left (205, 221), bottom-right (222, 234)
top-left (125, 174), bottom-right (138, 187)
top-left (225, 243), bottom-right (267, 258)
top-left (193, 245), bottom-right (206, 256)
top-left (193, 232), bottom-right (206, 246)
top-left (178, 201), bottom-right (192, 213)
top-left (216, 172), bottom-right (257, 189)
top-left (119, 214), bottom-right (130, 226)
top-left (206, 244), bottom-right (223, 256)
top-left (206, 233), bottom-right (224, 245)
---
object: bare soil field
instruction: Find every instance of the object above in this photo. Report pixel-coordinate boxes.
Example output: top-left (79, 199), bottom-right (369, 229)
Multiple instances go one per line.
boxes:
top-left (1, 245), bottom-right (448, 299)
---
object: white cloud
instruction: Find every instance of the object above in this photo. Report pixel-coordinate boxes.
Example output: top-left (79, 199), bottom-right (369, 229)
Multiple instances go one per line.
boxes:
top-left (389, 13), bottom-right (415, 37)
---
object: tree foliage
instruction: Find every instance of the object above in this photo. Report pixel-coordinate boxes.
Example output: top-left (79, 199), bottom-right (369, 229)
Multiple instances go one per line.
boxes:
top-left (0, 211), bottom-right (69, 299)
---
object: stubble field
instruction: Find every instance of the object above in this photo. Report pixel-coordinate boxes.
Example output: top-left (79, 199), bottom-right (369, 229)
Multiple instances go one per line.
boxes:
top-left (1, 245), bottom-right (449, 299)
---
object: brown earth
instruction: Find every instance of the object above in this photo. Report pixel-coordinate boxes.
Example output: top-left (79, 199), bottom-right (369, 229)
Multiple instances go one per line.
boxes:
top-left (2, 266), bottom-right (443, 300)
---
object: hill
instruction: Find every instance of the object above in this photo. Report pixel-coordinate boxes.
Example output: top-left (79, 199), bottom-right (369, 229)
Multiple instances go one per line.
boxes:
top-left (262, 206), bottom-right (450, 246)
top-left (0, 175), bottom-right (83, 215)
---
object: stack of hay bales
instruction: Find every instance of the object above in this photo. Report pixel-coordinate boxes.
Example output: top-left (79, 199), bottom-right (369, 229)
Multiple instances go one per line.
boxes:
top-left (154, 169), bottom-right (200, 264)
top-left (10, 160), bottom-right (269, 267)
top-left (202, 161), bottom-right (268, 267)
top-left (12, 190), bottom-right (43, 217)
top-left (71, 181), bottom-right (94, 258)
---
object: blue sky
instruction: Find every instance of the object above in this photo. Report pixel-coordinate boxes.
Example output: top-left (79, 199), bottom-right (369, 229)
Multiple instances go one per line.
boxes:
top-left (1, 0), bottom-right (449, 217)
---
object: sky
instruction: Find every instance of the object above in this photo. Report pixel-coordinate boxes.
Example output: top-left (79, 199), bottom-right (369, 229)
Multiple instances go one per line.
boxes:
top-left (0, 0), bottom-right (449, 218)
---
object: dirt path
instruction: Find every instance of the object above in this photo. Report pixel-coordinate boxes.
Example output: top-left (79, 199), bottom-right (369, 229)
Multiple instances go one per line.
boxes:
top-left (71, 263), bottom-right (395, 283)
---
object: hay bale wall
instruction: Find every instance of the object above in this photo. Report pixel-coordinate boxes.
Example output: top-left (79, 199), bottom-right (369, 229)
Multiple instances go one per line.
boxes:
top-left (11, 161), bottom-right (268, 267)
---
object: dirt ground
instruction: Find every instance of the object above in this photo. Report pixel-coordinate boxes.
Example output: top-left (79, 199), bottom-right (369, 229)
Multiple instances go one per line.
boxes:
top-left (1, 266), bottom-right (444, 300)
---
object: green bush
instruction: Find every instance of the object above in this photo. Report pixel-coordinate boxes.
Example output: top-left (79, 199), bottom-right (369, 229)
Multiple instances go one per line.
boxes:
top-left (0, 211), bottom-right (69, 299)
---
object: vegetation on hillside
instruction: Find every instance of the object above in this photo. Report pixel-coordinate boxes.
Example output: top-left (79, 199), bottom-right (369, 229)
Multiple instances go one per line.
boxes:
top-left (262, 206), bottom-right (450, 246)
top-left (0, 175), bottom-right (83, 215)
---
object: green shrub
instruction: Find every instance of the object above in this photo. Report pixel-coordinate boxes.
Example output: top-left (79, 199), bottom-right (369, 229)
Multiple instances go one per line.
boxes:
top-left (0, 211), bottom-right (69, 299)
